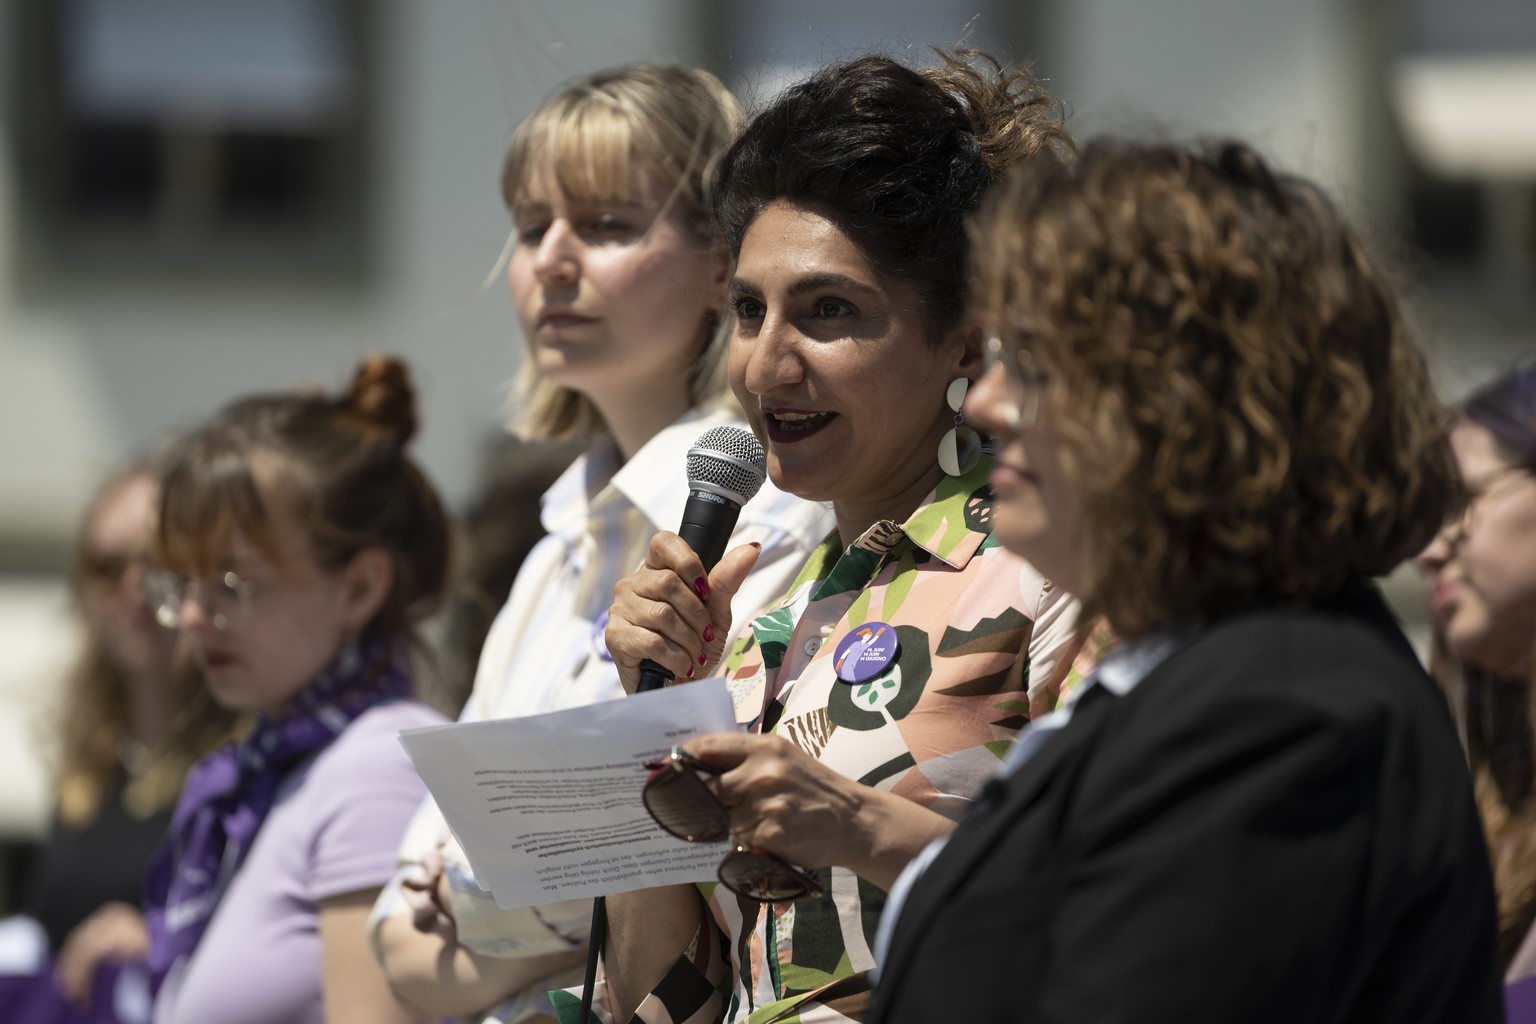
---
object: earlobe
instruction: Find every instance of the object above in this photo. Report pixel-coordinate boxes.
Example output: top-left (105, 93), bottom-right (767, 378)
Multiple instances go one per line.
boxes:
top-left (341, 547), bottom-right (394, 632)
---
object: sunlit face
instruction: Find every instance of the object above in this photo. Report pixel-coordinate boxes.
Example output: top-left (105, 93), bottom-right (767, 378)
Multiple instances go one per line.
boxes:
top-left (964, 351), bottom-right (1088, 594)
top-left (174, 519), bottom-right (381, 718)
top-left (79, 475), bottom-right (177, 683)
top-left (728, 201), bottom-right (969, 526)
top-left (1416, 421), bottom-right (1536, 677)
top-left (507, 163), bottom-right (724, 414)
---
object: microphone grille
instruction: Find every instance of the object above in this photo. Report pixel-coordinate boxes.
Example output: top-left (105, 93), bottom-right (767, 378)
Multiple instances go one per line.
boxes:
top-left (687, 426), bottom-right (768, 505)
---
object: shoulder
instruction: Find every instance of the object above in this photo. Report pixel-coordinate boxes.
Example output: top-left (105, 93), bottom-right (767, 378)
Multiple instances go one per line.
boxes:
top-left (304, 700), bottom-right (444, 787)
top-left (1105, 589), bottom-right (1462, 782)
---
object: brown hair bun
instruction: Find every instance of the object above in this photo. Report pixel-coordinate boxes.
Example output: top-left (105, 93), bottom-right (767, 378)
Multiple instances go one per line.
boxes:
top-left (348, 355), bottom-right (418, 446)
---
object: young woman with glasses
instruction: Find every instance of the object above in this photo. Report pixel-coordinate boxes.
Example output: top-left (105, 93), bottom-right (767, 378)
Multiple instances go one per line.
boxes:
top-left (141, 356), bottom-right (451, 1024)
top-left (591, 49), bottom-right (1082, 1024)
top-left (1417, 364), bottom-right (1536, 982)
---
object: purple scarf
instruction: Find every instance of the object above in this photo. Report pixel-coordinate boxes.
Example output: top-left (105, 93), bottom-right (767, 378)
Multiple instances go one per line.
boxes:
top-left (142, 641), bottom-right (412, 991)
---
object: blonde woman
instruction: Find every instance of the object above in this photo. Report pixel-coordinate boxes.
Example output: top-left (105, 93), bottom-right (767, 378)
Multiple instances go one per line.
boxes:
top-left (369, 64), bottom-right (831, 1024)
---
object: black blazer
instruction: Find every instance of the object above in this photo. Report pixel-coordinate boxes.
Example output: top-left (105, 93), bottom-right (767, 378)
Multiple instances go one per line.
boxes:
top-left (871, 586), bottom-right (1503, 1023)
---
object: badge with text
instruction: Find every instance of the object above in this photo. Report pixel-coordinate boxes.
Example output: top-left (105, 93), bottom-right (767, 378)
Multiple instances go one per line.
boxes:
top-left (832, 621), bottom-right (900, 684)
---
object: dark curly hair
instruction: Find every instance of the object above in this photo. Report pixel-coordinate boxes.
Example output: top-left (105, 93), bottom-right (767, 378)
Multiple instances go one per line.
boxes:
top-left (713, 48), bottom-right (1073, 335)
top-left (972, 137), bottom-right (1460, 638)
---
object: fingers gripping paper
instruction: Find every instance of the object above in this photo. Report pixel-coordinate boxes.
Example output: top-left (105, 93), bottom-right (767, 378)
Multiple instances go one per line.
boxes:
top-left (397, 680), bottom-right (736, 909)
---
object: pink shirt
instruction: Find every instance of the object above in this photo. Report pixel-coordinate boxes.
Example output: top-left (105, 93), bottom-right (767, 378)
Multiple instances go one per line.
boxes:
top-left (153, 701), bottom-right (441, 1024)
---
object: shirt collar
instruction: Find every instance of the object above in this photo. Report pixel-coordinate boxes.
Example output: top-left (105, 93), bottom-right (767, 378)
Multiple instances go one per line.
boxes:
top-left (847, 456), bottom-right (997, 571)
top-left (538, 404), bottom-right (739, 540)
top-left (1067, 628), bottom-right (1185, 706)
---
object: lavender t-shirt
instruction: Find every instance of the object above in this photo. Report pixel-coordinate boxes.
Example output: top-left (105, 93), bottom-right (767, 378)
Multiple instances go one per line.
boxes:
top-left (153, 700), bottom-right (442, 1024)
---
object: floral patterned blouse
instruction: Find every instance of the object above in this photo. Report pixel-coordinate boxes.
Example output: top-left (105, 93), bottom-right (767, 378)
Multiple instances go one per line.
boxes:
top-left (560, 458), bottom-right (1080, 1024)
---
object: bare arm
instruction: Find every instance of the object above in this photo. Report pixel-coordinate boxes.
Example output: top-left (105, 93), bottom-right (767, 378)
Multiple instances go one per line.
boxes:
top-left (374, 909), bottom-right (584, 1017)
top-left (603, 883), bottom-right (710, 1022)
top-left (319, 889), bottom-right (427, 1024)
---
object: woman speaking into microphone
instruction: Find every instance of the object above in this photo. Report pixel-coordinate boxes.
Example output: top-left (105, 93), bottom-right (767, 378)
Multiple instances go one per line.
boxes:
top-left (591, 48), bottom-right (1083, 1024)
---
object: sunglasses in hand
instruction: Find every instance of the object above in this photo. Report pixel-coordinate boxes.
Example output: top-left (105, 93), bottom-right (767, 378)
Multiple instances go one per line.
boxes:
top-left (642, 746), bottom-right (824, 903)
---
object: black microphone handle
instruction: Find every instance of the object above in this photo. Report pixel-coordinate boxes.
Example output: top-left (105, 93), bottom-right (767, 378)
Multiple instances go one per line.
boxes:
top-left (634, 490), bottom-right (742, 693)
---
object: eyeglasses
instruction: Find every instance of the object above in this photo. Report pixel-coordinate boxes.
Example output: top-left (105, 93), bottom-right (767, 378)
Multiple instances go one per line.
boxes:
top-left (983, 333), bottom-right (1048, 432)
top-left (642, 747), bottom-right (824, 902)
top-left (1443, 466), bottom-right (1534, 542)
top-left (140, 567), bottom-right (260, 631)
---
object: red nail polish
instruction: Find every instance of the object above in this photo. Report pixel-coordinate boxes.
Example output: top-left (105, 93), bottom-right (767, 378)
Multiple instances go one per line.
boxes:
top-left (694, 576), bottom-right (710, 599)
top-left (703, 625), bottom-right (715, 643)
top-left (686, 666), bottom-right (695, 679)
top-left (698, 652), bottom-right (708, 666)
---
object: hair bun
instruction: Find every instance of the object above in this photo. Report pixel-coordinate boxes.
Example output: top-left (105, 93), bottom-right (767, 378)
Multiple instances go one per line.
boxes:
top-left (347, 355), bottom-right (418, 446)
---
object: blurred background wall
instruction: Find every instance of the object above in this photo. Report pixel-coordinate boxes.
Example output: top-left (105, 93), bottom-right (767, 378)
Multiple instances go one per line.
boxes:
top-left (1, 0), bottom-right (1531, 891)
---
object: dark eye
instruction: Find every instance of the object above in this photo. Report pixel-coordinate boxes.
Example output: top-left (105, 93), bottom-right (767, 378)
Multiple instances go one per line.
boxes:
top-left (581, 213), bottom-right (639, 242)
top-left (815, 298), bottom-right (854, 318)
top-left (515, 221), bottom-right (548, 245)
top-left (732, 297), bottom-right (766, 321)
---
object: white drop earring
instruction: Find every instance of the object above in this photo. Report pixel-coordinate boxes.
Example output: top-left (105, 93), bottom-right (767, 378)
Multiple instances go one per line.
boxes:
top-left (937, 377), bottom-right (981, 477)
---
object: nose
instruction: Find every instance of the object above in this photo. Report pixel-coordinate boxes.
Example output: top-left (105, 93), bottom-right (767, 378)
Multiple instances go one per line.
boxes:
top-left (1414, 517), bottom-right (1461, 576)
top-left (739, 312), bottom-right (805, 396)
top-left (177, 592), bottom-right (225, 634)
top-left (532, 219), bottom-right (581, 287)
top-left (965, 362), bottom-right (1017, 436)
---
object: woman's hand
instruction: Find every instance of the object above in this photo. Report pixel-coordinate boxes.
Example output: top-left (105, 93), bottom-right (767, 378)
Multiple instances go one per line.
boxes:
top-left (55, 901), bottom-right (149, 1007)
top-left (685, 732), bottom-right (957, 891)
top-left (606, 534), bottom-right (761, 692)
top-left (398, 844), bottom-right (455, 937)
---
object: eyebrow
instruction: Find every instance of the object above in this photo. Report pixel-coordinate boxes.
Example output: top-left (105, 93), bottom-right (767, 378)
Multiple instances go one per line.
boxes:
top-left (511, 197), bottom-right (652, 219)
top-left (728, 272), bottom-right (881, 299)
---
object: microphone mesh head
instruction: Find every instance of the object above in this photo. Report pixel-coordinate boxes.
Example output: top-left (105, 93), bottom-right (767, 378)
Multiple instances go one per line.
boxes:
top-left (687, 426), bottom-right (768, 505)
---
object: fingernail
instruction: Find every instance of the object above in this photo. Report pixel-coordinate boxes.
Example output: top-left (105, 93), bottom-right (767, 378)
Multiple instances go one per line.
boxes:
top-left (703, 625), bottom-right (715, 643)
top-left (699, 652), bottom-right (709, 666)
top-left (686, 666), bottom-right (695, 679)
top-left (694, 576), bottom-right (709, 599)
top-left (749, 542), bottom-right (762, 550)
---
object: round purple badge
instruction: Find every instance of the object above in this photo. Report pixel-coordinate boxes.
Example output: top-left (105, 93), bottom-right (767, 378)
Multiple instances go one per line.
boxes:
top-left (592, 608), bottom-right (614, 662)
top-left (832, 621), bottom-right (900, 684)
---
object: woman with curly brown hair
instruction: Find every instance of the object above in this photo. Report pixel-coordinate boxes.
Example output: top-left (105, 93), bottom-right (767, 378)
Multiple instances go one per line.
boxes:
top-left (870, 139), bottom-right (1503, 1022)
top-left (1417, 364), bottom-right (1536, 982)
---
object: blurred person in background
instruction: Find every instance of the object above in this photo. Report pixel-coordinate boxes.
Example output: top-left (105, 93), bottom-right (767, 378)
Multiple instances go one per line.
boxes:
top-left (1, 460), bottom-right (235, 1022)
top-left (368, 63), bottom-right (832, 1024)
top-left (1417, 363), bottom-right (1536, 984)
top-left (142, 356), bottom-right (450, 1024)
top-left (430, 433), bottom-right (583, 717)
top-left (870, 138), bottom-right (1502, 1023)
top-left (591, 49), bottom-right (1080, 1024)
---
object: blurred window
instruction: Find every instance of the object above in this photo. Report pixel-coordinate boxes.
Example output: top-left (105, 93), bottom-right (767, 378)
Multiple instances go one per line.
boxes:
top-left (7, 0), bottom-right (371, 284)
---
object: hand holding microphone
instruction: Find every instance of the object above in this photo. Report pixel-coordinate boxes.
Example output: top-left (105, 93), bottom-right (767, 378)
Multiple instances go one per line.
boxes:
top-left (607, 427), bottom-right (768, 694)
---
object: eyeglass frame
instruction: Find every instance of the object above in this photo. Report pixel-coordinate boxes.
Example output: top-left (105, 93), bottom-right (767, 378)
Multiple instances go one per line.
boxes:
top-left (1441, 465), bottom-right (1535, 544)
top-left (982, 332), bottom-right (1048, 432)
top-left (641, 746), bottom-right (825, 903)
top-left (140, 566), bottom-right (262, 631)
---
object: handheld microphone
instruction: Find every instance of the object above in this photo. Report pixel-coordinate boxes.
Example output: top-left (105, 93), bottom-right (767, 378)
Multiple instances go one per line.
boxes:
top-left (636, 426), bottom-right (768, 693)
